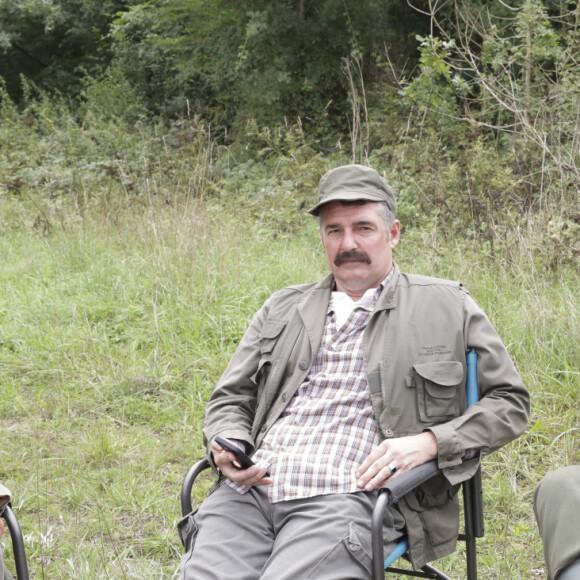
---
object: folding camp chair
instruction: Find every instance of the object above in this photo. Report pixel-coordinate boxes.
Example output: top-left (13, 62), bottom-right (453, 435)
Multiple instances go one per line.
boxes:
top-left (180, 349), bottom-right (483, 579)
top-left (0, 501), bottom-right (30, 580)
top-left (371, 348), bottom-right (483, 579)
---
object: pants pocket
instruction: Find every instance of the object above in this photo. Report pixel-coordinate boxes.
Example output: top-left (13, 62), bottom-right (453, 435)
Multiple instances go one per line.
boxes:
top-left (177, 508), bottom-right (200, 553)
top-left (303, 521), bottom-right (373, 579)
top-left (344, 521), bottom-right (373, 572)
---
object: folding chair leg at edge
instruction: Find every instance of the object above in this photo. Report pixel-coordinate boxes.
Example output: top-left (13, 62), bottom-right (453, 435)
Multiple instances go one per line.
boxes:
top-left (464, 534), bottom-right (477, 580)
top-left (2, 505), bottom-right (30, 580)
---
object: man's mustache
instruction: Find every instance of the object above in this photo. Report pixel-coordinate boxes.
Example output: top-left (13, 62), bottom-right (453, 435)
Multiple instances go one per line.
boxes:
top-left (334, 250), bottom-right (371, 266)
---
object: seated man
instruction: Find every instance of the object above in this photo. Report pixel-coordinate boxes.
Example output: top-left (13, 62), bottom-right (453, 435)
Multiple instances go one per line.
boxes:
top-left (534, 466), bottom-right (580, 580)
top-left (179, 164), bottom-right (530, 580)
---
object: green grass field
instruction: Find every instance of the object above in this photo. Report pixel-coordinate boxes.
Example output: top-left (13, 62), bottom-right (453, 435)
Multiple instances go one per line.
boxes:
top-left (1, 195), bottom-right (577, 579)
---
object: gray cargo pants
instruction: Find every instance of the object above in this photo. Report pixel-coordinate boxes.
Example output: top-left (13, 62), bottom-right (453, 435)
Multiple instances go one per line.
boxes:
top-left (534, 466), bottom-right (580, 580)
top-left (178, 482), bottom-right (405, 580)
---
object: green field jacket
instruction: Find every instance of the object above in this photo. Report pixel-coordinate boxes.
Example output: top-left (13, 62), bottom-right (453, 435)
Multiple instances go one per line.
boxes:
top-left (203, 265), bottom-right (530, 568)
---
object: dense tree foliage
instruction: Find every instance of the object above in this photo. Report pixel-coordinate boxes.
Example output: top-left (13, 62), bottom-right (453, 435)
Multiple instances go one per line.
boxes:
top-left (0, 0), bottom-right (142, 101)
top-left (0, 0), bottom-right (578, 230)
top-left (110, 0), bottom-right (429, 137)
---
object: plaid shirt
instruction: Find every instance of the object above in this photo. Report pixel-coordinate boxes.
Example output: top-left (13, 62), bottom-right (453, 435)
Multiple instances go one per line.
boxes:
top-left (228, 270), bottom-right (394, 502)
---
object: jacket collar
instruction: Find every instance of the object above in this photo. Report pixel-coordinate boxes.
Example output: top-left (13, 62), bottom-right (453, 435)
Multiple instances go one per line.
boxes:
top-left (374, 263), bottom-right (400, 311)
top-left (296, 273), bottom-right (333, 356)
top-left (295, 265), bottom-right (399, 354)
top-left (319, 265), bottom-right (400, 312)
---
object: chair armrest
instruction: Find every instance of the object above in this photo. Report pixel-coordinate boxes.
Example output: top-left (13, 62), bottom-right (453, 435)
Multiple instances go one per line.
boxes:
top-left (371, 459), bottom-right (440, 580)
top-left (379, 459), bottom-right (440, 504)
top-left (2, 504), bottom-right (30, 580)
top-left (181, 458), bottom-right (211, 517)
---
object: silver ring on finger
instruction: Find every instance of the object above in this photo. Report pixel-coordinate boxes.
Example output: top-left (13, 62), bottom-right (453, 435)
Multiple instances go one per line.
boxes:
top-left (388, 463), bottom-right (397, 475)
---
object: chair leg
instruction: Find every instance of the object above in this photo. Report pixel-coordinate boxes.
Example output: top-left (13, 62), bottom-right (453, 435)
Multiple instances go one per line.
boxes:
top-left (3, 505), bottom-right (30, 580)
top-left (465, 534), bottom-right (477, 580)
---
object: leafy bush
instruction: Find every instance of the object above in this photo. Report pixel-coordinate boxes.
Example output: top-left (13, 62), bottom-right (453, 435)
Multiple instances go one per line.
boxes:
top-left (0, 82), bottom-right (214, 233)
top-left (403, 0), bottom-right (580, 208)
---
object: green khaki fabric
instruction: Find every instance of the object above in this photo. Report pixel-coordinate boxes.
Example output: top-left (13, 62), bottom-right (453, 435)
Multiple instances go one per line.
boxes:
top-left (308, 164), bottom-right (397, 215)
top-left (203, 265), bottom-right (530, 569)
top-left (534, 466), bottom-right (580, 579)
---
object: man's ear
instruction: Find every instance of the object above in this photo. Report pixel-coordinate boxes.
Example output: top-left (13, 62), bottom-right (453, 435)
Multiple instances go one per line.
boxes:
top-left (389, 220), bottom-right (401, 248)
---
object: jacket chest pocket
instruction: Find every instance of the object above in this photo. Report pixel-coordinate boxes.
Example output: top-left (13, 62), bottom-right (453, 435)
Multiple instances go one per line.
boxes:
top-left (412, 361), bottom-right (463, 423)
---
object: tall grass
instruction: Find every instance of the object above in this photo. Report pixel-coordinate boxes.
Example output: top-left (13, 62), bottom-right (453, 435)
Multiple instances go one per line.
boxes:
top-left (0, 197), bottom-right (326, 578)
top-left (0, 96), bottom-right (578, 578)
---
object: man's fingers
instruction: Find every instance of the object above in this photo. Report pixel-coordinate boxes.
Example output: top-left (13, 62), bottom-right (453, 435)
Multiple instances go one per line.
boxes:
top-left (356, 432), bottom-right (439, 491)
top-left (358, 460), bottom-right (400, 491)
top-left (356, 441), bottom-right (390, 478)
top-left (210, 441), bottom-right (271, 486)
top-left (226, 464), bottom-right (271, 486)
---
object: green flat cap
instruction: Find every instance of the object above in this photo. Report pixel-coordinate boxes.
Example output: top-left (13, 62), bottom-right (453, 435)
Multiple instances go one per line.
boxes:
top-left (308, 164), bottom-right (397, 215)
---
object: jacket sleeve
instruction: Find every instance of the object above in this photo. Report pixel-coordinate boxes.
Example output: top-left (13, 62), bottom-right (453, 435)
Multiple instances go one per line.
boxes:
top-left (201, 298), bottom-right (271, 464)
top-left (428, 294), bottom-right (530, 483)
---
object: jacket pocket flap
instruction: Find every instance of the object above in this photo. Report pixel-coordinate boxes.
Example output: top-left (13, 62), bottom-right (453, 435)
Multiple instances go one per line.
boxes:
top-left (260, 319), bottom-right (287, 339)
top-left (414, 361), bottom-right (463, 388)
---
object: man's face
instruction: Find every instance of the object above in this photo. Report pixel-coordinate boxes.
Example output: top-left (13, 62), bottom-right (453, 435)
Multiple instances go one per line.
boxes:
top-left (319, 201), bottom-right (400, 300)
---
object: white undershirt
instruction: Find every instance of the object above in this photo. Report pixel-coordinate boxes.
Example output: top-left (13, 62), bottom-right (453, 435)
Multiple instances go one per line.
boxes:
top-left (332, 268), bottom-right (394, 329)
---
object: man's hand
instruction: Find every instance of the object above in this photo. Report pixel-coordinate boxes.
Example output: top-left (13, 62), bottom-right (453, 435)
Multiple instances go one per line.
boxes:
top-left (356, 431), bottom-right (438, 492)
top-left (210, 439), bottom-right (272, 487)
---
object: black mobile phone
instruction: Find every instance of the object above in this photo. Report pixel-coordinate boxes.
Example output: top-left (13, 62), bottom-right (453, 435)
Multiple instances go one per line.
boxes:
top-left (215, 436), bottom-right (270, 477)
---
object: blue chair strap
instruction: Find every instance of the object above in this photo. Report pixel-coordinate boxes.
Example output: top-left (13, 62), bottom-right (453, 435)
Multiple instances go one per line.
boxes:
top-left (384, 538), bottom-right (409, 568)
top-left (466, 348), bottom-right (479, 406)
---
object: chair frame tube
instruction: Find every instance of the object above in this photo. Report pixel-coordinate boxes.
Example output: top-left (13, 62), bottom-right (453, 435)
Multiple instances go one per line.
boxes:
top-left (181, 458), bottom-right (211, 517)
top-left (2, 504), bottom-right (30, 580)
